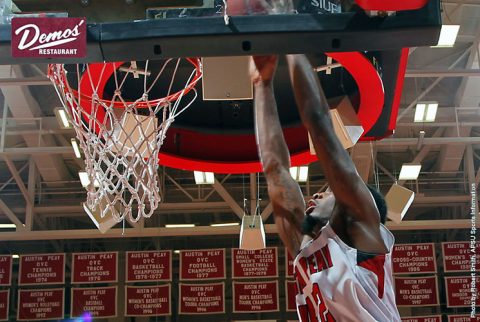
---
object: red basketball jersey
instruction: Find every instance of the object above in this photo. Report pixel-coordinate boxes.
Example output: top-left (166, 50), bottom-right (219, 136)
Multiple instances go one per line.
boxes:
top-left (293, 223), bottom-right (401, 322)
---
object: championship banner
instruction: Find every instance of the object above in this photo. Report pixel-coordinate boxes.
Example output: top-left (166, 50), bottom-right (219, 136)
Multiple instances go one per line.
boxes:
top-left (17, 288), bottom-right (64, 321)
top-left (0, 290), bottom-right (9, 322)
top-left (71, 286), bottom-right (117, 318)
top-left (178, 282), bottom-right (225, 314)
top-left (126, 251), bottom-right (172, 282)
top-left (285, 280), bottom-right (297, 312)
top-left (72, 252), bottom-right (118, 284)
top-left (285, 248), bottom-right (294, 277)
top-left (401, 316), bottom-right (442, 322)
top-left (444, 276), bottom-right (480, 307)
top-left (19, 253), bottom-right (65, 285)
top-left (447, 315), bottom-right (480, 322)
top-left (392, 243), bottom-right (437, 274)
top-left (0, 255), bottom-right (12, 286)
top-left (232, 247), bottom-right (278, 279)
top-left (125, 285), bottom-right (171, 317)
top-left (11, 17), bottom-right (87, 58)
top-left (233, 281), bottom-right (279, 313)
top-left (442, 241), bottom-right (480, 272)
top-left (394, 276), bottom-right (439, 307)
top-left (180, 249), bottom-right (225, 280)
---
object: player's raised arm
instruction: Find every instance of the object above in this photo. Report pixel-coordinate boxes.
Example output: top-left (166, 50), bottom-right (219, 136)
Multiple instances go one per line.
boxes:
top-left (252, 56), bottom-right (305, 256)
top-left (286, 54), bottom-right (387, 254)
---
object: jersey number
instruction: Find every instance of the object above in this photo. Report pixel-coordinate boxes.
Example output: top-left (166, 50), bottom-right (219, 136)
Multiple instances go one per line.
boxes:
top-left (298, 283), bottom-right (336, 322)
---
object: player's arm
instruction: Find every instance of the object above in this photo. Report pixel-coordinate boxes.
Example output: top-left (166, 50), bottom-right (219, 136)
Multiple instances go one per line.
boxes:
top-left (286, 54), bottom-right (387, 254)
top-left (252, 56), bottom-right (306, 256)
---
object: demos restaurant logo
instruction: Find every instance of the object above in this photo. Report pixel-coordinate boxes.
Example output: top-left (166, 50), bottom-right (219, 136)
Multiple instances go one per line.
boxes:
top-left (11, 17), bottom-right (86, 58)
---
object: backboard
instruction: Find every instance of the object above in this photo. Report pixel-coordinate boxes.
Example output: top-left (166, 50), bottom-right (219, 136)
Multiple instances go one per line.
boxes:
top-left (0, 0), bottom-right (442, 174)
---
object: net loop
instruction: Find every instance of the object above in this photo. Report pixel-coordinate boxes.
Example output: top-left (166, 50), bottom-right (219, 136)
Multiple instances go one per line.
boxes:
top-left (49, 58), bottom-right (202, 223)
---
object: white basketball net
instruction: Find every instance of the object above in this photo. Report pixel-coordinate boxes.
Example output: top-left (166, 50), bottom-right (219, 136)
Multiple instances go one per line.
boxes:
top-left (48, 59), bottom-right (202, 222)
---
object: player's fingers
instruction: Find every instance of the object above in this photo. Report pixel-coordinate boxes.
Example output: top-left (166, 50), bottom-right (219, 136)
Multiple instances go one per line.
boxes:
top-left (249, 57), bottom-right (261, 81)
top-left (249, 57), bottom-right (256, 74)
top-left (253, 55), bottom-right (277, 69)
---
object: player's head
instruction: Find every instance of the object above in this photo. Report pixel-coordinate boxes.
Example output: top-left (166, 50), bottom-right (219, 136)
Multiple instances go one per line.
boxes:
top-left (302, 188), bottom-right (334, 236)
top-left (302, 185), bottom-right (387, 237)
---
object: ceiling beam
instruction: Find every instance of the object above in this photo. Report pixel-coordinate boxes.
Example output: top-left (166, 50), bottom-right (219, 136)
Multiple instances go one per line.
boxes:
top-left (0, 135), bottom-right (478, 158)
top-left (398, 47), bottom-right (471, 121)
top-left (0, 77), bottom-right (51, 86)
top-left (397, 128), bottom-right (444, 186)
top-left (212, 179), bottom-right (244, 219)
top-left (32, 202), bottom-right (241, 214)
top-left (3, 156), bottom-right (32, 207)
top-left (466, 146), bottom-right (478, 219)
top-left (437, 25), bottom-right (480, 174)
top-left (261, 203), bottom-right (273, 221)
top-left (405, 69), bottom-right (480, 77)
top-left (0, 65), bottom-right (71, 182)
top-left (397, 121), bottom-right (480, 127)
top-left (377, 137), bottom-right (480, 146)
top-left (7, 115), bottom-right (476, 133)
top-left (411, 195), bottom-right (471, 204)
top-left (0, 219), bottom-right (476, 241)
top-left (0, 147), bottom-right (72, 155)
top-left (0, 195), bottom-right (470, 221)
top-left (165, 173), bottom-right (195, 201)
top-left (0, 200), bottom-right (249, 218)
top-left (25, 158), bottom-right (35, 230)
top-left (0, 162), bottom-right (28, 192)
top-left (476, 167), bottom-right (480, 187)
top-left (386, 219), bottom-right (477, 230)
top-left (442, 0), bottom-right (480, 5)
top-left (0, 198), bottom-right (24, 228)
top-left (374, 160), bottom-right (396, 182)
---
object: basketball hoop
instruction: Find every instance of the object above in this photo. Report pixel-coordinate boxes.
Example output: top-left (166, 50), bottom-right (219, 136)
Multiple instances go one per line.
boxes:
top-left (48, 58), bottom-right (202, 223)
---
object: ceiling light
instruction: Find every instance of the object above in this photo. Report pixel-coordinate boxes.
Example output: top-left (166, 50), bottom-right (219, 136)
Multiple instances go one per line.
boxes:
top-left (290, 166), bottom-right (309, 182)
top-left (54, 107), bottom-right (71, 128)
top-left (433, 25), bottom-right (460, 48)
top-left (0, 224), bottom-right (16, 228)
top-left (174, 250), bottom-right (181, 254)
top-left (12, 254), bottom-right (19, 259)
top-left (78, 171), bottom-right (100, 188)
top-left (414, 102), bottom-right (438, 122)
top-left (194, 171), bottom-right (215, 184)
top-left (71, 138), bottom-right (82, 158)
top-left (165, 224), bottom-right (195, 228)
top-left (399, 164), bottom-right (422, 180)
top-left (210, 222), bottom-right (240, 227)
